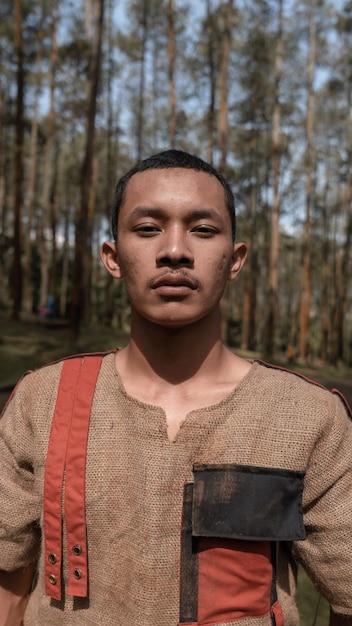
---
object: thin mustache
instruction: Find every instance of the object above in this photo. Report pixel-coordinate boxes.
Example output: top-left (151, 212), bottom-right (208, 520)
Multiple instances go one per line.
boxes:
top-left (149, 270), bottom-right (200, 290)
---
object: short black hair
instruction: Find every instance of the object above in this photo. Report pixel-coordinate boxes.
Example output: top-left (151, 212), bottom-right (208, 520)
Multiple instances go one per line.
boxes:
top-left (111, 149), bottom-right (236, 241)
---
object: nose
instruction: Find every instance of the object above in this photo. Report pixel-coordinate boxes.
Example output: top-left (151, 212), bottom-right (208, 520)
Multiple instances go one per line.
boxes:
top-left (156, 224), bottom-right (194, 267)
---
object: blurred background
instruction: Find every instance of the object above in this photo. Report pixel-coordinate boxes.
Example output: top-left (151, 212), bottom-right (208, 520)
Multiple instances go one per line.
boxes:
top-left (1, 0), bottom-right (352, 366)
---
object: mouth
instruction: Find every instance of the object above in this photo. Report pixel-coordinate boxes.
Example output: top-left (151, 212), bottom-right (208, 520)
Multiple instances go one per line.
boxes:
top-left (150, 272), bottom-right (199, 297)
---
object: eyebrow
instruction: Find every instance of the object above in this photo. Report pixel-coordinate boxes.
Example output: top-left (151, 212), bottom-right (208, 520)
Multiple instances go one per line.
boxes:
top-left (127, 206), bottom-right (224, 223)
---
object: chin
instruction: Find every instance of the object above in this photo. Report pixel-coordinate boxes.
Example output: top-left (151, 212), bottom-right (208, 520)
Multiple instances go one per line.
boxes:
top-left (132, 300), bottom-right (220, 329)
top-left (143, 310), bottom-right (217, 330)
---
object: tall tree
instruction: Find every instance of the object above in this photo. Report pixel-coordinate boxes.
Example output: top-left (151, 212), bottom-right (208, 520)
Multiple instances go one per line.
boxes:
top-left (39, 11), bottom-right (59, 312)
top-left (298, 3), bottom-right (317, 360)
top-left (205, 0), bottom-right (217, 164)
top-left (235, 0), bottom-right (274, 352)
top-left (264, 0), bottom-right (283, 358)
top-left (22, 13), bottom-right (45, 315)
top-left (102, 0), bottom-right (119, 326)
top-left (11, 0), bottom-right (25, 320)
top-left (217, 0), bottom-right (234, 340)
top-left (136, 0), bottom-right (149, 159)
top-left (71, 0), bottom-right (105, 339)
top-left (167, 0), bottom-right (176, 147)
top-left (219, 0), bottom-right (233, 175)
top-left (329, 2), bottom-right (352, 364)
top-left (0, 21), bottom-right (7, 310)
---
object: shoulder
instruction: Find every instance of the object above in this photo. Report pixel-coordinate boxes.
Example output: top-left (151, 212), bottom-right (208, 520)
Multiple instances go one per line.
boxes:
top-left (252, 360), bottom-right (351, 423)
top-left (1, 350), bottom-right (117, 419)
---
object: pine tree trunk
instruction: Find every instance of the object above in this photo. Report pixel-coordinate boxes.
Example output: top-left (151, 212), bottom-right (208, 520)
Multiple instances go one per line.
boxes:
top-left (205, 0), bottom-right (216, 165)
top-left (264, 0), bottom-right (283, 359)
top-left (0, 55), bottom-right (6, 309)
top-left (71, 0), bottom-right (105, 340)
top-left (218, 0), bottom-right (233, 338)
top-left (167, 0), bottom-right (176, 148)
top-left (332, 188), bottom-right (352, 364)
top-left (39, 14), bottom-right (58, 311)
top-left (60, 199), bottom-right (71, 319)
top-left (219, 0), bottom-right (233, 175)
top-left (241, 188), bottom-right (258, 352)
top-left (136, 0), bottom-right (148, 160)
top-left (23, 19), bottom-right (45, 315)
top-left (12, 0), bottom-right (24, 320)
top-left (320, 209), bottom-right (330, 363)
top-left (48, 164), bottom-right (58, 298)
top-left (103, 0), bottom-right (116, 327)
top-left (299, 5), bottom-right (316, 361)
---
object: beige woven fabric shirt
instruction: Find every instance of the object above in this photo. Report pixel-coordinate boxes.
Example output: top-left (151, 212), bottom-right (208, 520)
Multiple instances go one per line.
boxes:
top-left (0, 353), bottom-right (351, 625)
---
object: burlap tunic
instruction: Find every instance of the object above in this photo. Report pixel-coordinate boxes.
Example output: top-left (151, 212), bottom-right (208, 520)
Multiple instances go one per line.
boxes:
top-left (0, 353), bottom-right (351, 625)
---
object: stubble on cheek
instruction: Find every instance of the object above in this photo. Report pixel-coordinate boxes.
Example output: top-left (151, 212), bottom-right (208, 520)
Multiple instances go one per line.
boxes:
top-left (217, 252), bottom-right (233, 282)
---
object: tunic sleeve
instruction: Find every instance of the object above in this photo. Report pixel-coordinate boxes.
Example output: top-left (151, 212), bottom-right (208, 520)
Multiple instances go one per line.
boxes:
top-left (0, 375), bottom-right (42, 570)
top-left (294, 392), bottom-right (352, 615)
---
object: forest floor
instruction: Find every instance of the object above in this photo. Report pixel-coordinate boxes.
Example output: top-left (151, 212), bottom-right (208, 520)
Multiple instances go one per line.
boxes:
top-left (1, 314), bottom-right (351, 406)
top-left (0, 315), bottom-right (351, 624)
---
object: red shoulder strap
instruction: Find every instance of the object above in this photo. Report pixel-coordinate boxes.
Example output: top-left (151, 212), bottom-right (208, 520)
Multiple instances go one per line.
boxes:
top-left (43, 355), bottom-right (103, 600)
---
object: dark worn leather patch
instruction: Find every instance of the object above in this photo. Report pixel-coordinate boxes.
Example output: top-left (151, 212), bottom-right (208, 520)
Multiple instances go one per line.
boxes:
top-left (179, 482), bottom-right (198, 623)
top-left (192, 464), bottom-right (306, 541)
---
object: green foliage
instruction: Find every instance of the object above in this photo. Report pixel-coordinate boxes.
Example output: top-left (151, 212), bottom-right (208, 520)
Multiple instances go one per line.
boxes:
top-left (297, 567), bottom-right (329, 626)
top-left (0, 315), bottom-right (128, 390)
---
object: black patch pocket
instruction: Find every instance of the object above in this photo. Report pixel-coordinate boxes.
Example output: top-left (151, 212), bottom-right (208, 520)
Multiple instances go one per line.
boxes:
top-left (192, 463), bottom-right (306, 541)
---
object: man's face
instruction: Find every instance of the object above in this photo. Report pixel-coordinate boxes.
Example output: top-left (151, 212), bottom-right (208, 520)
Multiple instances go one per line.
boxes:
top-left (102, 168), bottom-right (246, 328)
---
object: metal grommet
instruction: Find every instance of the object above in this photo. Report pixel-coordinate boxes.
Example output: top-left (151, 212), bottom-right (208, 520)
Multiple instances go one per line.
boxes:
top-left (72, 544), bottom-right (82, 556)
top-left (48, 553), bottom-right (57, 564)
top-left (49, 574), bottom-right (57, 585)
top-left (73, 568), bottom-right (82, 580)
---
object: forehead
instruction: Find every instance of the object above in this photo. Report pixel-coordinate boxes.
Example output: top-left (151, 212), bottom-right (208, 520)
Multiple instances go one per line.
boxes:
top-left (121, 168), bottom-right (227, 214)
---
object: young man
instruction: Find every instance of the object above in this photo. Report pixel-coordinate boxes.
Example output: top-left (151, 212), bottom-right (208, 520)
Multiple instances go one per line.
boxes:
top-left (0, 150), bottom-right (351, 625)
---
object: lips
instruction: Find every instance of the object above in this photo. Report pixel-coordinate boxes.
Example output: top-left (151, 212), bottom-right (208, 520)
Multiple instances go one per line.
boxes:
top-left (150, 272), bottom-right (199, 295)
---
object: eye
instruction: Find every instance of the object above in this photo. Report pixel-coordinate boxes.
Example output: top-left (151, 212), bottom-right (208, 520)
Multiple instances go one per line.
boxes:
top-left (134, 223), bottom-right (161, 236)
top-left (191, 225), bottom-right (218, 237)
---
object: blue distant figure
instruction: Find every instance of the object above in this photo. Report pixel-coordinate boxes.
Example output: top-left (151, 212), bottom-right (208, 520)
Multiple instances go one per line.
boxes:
top-left (46, 296), bottom-right (56, 319)
top-left (38, 296), bottom-right (56, 320)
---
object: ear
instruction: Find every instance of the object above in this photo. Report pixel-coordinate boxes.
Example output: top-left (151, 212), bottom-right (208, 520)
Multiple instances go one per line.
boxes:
top-left (100, 241), bottom-right (124, 279)
top-left (228, 242), bottom-right (247, 281)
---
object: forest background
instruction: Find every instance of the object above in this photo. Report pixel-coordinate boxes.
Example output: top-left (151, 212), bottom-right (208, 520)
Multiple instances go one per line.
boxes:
top-left (1, 0), bottom-right (352, 369)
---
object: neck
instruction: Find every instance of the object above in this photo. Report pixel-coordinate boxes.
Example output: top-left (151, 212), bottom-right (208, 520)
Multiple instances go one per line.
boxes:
top-left (121, 309), bottom-right (226, 385)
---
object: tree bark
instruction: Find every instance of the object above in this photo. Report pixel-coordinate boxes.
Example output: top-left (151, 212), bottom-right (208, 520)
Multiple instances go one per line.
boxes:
top-left (167, 0), bottom-right (176, 148)
top-left (11, 0), bottom-right (25, 320)
top-left (48, 163), bottom-right (58, 299)
top-left (298, 4), bottom-right (316, 361)
top-left (264, 0), bottom-right (283, 359)
top-left (59, 194), bottom-right (72, 319)
top-left (241, 186), bottom-right (258, 352)
top-left (205, 0), bottom-right (216, 165)
top-left (71, 0), bottom-right (105, 340)
top-left (332, 186), bottom-right (352, 364)
top-left (219, 0), bottom-right (233, 175)
top-left (22, 16), bottom-right (45, 315)
top-left (136, 0), bottom-right (148, 160)
top-left (0, 48), bottom-right (6, 309)
top-left (320, 177), bottom-right (331, 363)
top-left (39, 13), bottom-right (59, 311)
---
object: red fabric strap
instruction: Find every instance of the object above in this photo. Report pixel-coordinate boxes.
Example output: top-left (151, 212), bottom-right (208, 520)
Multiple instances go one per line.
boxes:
top-left (271, 600), bottom-right (284, 626)
top-left (65, 357), bottom-right (102, 597)
top-left (43, 356), bottom-right (102, 600)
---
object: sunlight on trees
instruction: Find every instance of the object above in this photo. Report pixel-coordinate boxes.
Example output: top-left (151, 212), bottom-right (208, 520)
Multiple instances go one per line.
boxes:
top-left (0, 0), bottom-right (351, 364)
